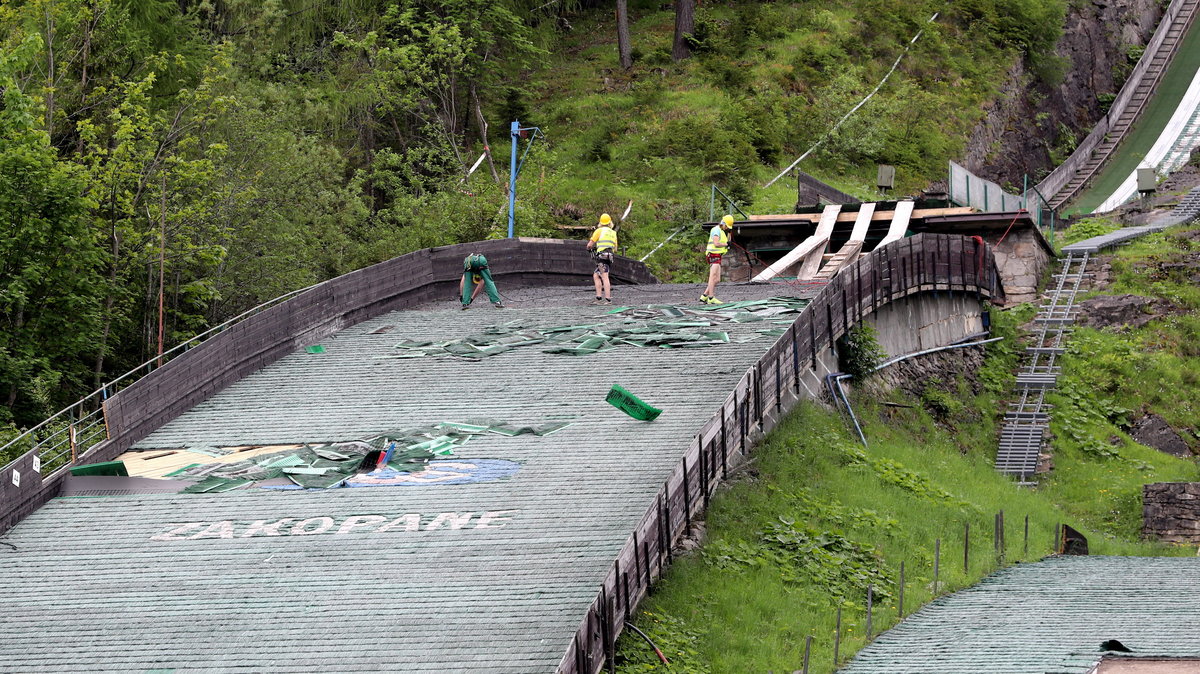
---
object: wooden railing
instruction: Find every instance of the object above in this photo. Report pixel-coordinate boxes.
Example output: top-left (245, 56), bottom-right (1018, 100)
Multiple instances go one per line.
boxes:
top-left (558, 233), bottom-right (1003, 672)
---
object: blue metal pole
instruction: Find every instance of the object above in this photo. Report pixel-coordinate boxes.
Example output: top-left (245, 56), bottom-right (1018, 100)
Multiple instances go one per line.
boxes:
top-left (508, 120), bottom-right (519, 239)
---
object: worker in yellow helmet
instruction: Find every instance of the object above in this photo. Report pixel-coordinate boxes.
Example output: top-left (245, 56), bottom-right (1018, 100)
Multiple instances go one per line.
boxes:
top-left (701, 215), bottom-right (734, 305)
top-left (587, 213), bottom-right (619, 305)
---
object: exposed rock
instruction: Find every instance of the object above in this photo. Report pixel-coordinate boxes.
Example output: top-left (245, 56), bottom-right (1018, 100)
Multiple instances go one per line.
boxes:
top-left (963, 0), bottom-right (1161, 183)
top-left (673, 521), bottom-right (707, 554)
top-left (866, 345), bottom-right (986, 401)
top-left (1077, 293), bottom-right (1170, 329)
top-left (1129, 414), bottom-right (1193, 457)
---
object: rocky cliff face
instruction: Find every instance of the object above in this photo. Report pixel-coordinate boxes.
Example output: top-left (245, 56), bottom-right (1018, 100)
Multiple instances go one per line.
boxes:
top-left (962, 0), bottom-right (1162, 187)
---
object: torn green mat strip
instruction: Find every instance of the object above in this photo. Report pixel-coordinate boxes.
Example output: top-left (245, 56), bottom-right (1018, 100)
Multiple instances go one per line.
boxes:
top-left (69, 461), bottom-right (129, 477)
top-left (541, 323), bottom-right (603, 333)
top-left (438, 422), bottom-right (489, 433)
top-left (305, 345), bottom-right (326, 354)
top-left (164, 463), bottom-right (202, 477)
top-left (605, 384), bottom-right (663, 421)
top-left (605, 306), bottom-right (632, 314)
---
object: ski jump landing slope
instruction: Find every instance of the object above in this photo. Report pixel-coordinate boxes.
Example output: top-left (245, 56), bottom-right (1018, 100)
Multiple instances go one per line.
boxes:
top-left (0, 235), bottom-right (1001, 672)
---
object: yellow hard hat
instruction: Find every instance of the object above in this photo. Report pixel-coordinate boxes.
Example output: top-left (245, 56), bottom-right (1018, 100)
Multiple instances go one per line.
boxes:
top-left (599, 213), bottom-right (612, 225)
top-left (721, 215), bottom-right (734, 227)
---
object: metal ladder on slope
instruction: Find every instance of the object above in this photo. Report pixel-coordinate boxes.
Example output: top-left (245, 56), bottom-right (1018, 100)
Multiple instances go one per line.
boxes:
top-left (995, 252), bottom-right (1091, 482)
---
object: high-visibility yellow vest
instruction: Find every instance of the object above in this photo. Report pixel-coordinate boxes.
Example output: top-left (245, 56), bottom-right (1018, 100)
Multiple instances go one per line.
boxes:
top-left (591, 226), bottom-right (618, 252)
top-left (706, 226), bottom-right (729, 254)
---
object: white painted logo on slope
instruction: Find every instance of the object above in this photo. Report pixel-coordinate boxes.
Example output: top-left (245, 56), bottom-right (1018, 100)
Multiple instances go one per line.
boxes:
top-left (150, 510), bottom-right (520, 541)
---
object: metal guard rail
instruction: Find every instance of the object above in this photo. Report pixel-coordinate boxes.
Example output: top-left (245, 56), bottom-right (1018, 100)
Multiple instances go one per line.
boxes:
top-left (0, 285), bottom-right (319, 476)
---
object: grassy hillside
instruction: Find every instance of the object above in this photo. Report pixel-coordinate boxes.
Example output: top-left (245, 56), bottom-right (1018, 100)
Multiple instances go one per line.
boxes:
top-left (615, 223), bottom-right (1200, 672)
top-left (510, 0), bottom-right (1062, 281)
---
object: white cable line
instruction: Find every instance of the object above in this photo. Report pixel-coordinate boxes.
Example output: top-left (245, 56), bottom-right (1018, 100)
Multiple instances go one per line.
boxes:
top-left (639, 224), bottom-right (688, 262)
top-left (465, 151), bottom-right (487, 177)
top-left (764, 12), bottom-right (939, 189)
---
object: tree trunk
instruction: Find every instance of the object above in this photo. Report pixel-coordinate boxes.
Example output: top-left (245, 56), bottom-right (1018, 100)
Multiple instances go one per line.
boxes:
top-left (616, 0), bottom-right (633, 70)
top-left (672, 0), bottom-right (695, 62)
top-left (470, 83), bottom-right (502, 183)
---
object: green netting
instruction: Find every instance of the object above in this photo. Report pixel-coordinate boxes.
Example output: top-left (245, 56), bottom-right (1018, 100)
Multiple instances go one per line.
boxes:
top-left (305, 345), bottom-right (326, 354)
top-left (182, 476), bottom-right (252, 493)
top-left (69, 461), bottom-right (129, 477)
top-left (606, 384), bottom-right (663, 421)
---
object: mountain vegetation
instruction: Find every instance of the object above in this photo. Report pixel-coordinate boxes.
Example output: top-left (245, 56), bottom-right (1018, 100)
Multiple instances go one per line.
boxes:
top-left (616, 223), bottom-right (1200, 672)
top-left (1, 0), bottom-right (1066, 444)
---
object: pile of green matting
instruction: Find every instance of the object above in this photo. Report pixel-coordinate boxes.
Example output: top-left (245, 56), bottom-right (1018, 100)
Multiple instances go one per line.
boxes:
top-left (172, 418), bottom-right (572, 492)
top-left (386, 297), bottom-right (811, 360)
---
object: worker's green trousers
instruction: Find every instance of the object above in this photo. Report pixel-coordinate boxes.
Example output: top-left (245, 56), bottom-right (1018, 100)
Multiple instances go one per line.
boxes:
top-left (462, 269), bottom-right (501, 305)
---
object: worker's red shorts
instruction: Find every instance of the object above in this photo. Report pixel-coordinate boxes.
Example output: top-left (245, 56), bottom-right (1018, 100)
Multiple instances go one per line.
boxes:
top-left (706, 253), bottom-right (723, 265)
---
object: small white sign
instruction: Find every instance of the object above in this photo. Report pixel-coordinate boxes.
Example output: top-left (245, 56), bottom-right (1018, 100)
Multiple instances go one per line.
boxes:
top-left (31, 456), bottom-right (41, 474)
top-left (11, 469), bottom-right (19, 487)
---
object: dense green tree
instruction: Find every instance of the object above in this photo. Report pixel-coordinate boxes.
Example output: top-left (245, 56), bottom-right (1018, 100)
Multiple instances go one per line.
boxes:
top-left (0, 36), bottom-right (105, 424)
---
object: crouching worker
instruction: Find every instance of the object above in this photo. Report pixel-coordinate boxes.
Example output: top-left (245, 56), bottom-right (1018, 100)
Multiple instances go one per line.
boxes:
top-left (587, 213), bottom-right (618, 305)
top-left (460, 253), bottom-right (504, 309)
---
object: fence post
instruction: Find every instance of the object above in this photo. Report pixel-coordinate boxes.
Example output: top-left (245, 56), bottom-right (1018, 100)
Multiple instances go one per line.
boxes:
top-left (964, 522), bottom-right (970, 574)
top-left (775, 354), bottom-right (781, 413)
top-left (866, 584), bottom-right (873, 638)
top-left (721, 408), bottom-right (728, 478)
top-left (791, 324), bottom-right (800, 393)
top-left (1024, 514), bottom-right (1029, 557)
top-left (682, 455), bottom-right (691, 524)
top-left (934, 538), bottom-right (941, 594)
top-left (834, 606), bottom-right (842, 665)
top-left (999, 510), bottom-right (1005, 563)
top-left (802, 635), bottom-right (812, 674)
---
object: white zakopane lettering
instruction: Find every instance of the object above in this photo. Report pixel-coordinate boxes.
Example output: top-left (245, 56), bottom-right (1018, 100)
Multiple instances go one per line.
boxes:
top-left (376, 514), bottom-right (421, 532)
top-left (473, 510), bottom-right (518, 529)
top-left (425, 512), bottom-right (474, 530)
top-left (190, 521), bottom-right (235, 539)
top-left (241, 519), bottom-right (294, 537)
top-left (291, 517), bottom-right (334, 535)
top-left (150, 522), bottom-right (205, 541)
top-left (336, 515), bottom-right (387, 534)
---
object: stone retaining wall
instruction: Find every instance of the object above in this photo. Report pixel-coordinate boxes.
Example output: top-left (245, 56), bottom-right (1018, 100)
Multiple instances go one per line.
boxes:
top-left (1143, 482), bottom-right (1200, 542)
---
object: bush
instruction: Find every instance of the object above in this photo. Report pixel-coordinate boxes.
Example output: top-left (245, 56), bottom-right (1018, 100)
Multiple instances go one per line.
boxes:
top-left (839, 323), bottom-right (886, 380)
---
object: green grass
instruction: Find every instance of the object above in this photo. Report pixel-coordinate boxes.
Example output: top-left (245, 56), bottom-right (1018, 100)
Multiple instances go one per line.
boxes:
top-left (498, 1), bottom-right (1019, 281)
top-left (616, 227), bottom-right (1200, 672)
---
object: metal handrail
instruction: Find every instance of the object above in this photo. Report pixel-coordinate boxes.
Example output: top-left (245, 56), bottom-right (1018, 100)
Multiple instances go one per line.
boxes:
top-left (0, 281), bottom-right (324, 472)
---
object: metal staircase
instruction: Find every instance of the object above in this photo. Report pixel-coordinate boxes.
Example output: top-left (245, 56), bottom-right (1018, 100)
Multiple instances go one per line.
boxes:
top-left (995, 253), bottom-right (1090, 481)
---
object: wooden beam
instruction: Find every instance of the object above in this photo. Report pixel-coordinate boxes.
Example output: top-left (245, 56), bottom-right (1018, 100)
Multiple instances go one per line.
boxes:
top-left (752, 205), bottom-right (841, 282)
top-left (876, 200), bottom-right (916, 248)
